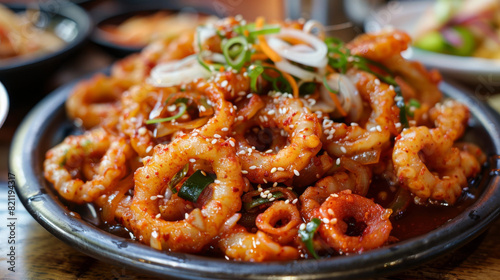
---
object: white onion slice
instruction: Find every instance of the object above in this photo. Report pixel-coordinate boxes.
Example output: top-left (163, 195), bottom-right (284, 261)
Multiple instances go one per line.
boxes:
top-left (266, 28), bottom-right (327, 67)
top-left (147, 55), bottom-right (211, 87)
top-left (303, 19), bottom-right (326, 39)
top-left (275, 59), bottom-right (323, 82)
top-left (319, 73), bottom-right (362, 121)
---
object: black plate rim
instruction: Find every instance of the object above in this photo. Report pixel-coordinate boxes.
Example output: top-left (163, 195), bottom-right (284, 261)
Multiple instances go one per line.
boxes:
top-left (9, 78), bottom-right (500, 279)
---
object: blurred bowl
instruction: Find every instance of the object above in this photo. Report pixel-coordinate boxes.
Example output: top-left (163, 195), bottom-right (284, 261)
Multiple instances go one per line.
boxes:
top-left (0, 2), bottom-right (91, 98)
top-left (0, 81), bottom-right (8, 128)
top-left (89, 1), bottom-right (220, 57)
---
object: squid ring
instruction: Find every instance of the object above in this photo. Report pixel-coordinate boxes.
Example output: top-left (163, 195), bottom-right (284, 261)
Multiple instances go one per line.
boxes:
top-left (66, 74), bottom-right (127, 129)
top-left (316, 190), bottom-right (392, 253)
top-left (255, 201), bottom-right (302, 244)
top-left (44, 128), bottom-right (133, 204)
top-left (233, 96), bottom-right (322, 183)
top-left (129, 134), bottom-right (244, 253)
top-left (393, 126), bottom-right (466, 204)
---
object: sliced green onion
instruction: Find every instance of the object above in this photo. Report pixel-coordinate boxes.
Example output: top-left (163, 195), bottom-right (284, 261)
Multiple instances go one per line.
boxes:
top-left (408, 98), bottom-right (421, 108)
top-left (322, 76), bottom-right (338, 94)
top-left (394, 86), bottom-right (409, 128)
top-left (387, 187), bottom-right (412, 217)
top-left (299, 217), bottom-right (322, 259)
top-left (299, 82), bottom-right (317, 96)
top-left (243, 191), bottom-right (284, 211)
top-left (222, 36), bottom-right (249, 71)
top-left (407, 98), bottom-right (421, 117)
top-left (352, 56), bottom-right (397, 85)
top-left (178, 170), bottom-right (216, 202)
top-left (169, 164), bottom-right (189, 194)
top-left (261, 66), bottom-right (292, 93)
top-left (248, 25), bottom-right (281, 37)
top-left (248, 65), bottom-right (264, 92)
top-left (145, 103), bottom-right (187, 124)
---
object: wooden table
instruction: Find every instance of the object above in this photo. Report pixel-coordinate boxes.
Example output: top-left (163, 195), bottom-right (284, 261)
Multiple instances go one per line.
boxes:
top-left (1, 1), bottom-right (500, 279)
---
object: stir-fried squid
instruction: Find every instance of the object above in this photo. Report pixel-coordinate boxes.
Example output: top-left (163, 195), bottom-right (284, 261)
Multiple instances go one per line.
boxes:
top-left (44, 16), bottom-right (485, 261)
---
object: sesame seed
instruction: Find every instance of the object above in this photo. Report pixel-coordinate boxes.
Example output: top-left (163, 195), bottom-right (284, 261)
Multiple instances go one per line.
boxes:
top-left (285, 199), bottom-right (290, 204)
top-left (185, 213), bottom-right (189, 219)
top-left (265, 149), bottom-right (273, 154)
top-left (294, 169), bottom-right (300, 176)
top-left (277, 167), bottom-right (285, 171)
top-left (167, 104), bottom-right (177, 112)
top-left (201, 170), bottom-right (207, 176)
top-left (214, 134), bottom-right (221, 138)
top-left (257, 185), bottom-right (263, 192)
top-left (340, 146), bottom-right (347, 153)
top-left (241, 170), bottom-right (248, 174)
top-left (211, 139), bottom-right (218, 144)
top-left (269, 197), bottom-right (276, 201)
top-left (221, 80), bottom-right (228, 87)
top-left (237, 116), bottom-right (244, 121)
top-left (292, 198), bottom-right (298, 204)
top-left (246, 93), bottom-right (253, 98)
top-left (374, 79), bottom-right (380, 85)
top-left (263, 179), bottom-right (267, 184)
top-left (221, 127), bottom-right (229, 132)
top-left (336, 158), bottom-right (341, 165)
top-left (271, 167), bottom-right (277, 173)
top-left (289, 124), bottom-right (294, 129)
top-left (146, 146), bottom-right (153, 153)
top-left (238, 91), bottom-right (246, 96)
top-left (328, 209), bottom-right (334, 216)
top-left (157, 195), bottom-right (164, 198)
top-left (268, 109), bottom-right (275, 115)
top-left (327, 135), bottom-right (334, 140)
top-left (299, 223), bottom-right (306, 230)
top-left (376, 125), bottom-right (382, 132)
top-left (229, 140), bottom-right (235, 147)
top-left (267, 193), bottom-right (273, 199)
top-left (214, 179), bottom-right (221, 184)
top-left (249, 165), bottom-right (257, 170)
top-left (351, 122), bottom-right (358, 126)
top-left (395, 123), bottom-right (402, 128)
top-left (322, 218), bottom-right (330, 224)
top-left (263, 190), bottom-right (270, 195)
top-left (138, 127), bottom-right (147, 135)
top-left (273, 182), bottom-right (278, 187)
top-left (150, 196), bottom-right (158, 201)
top-left (156, 213), bottom-right (161, 219)
top-left (189, 158), bottom-right (196, 163)
top-left (192, 132), bottom-right (198, 136)
top-left (199, 106), bottom-right (206, 112)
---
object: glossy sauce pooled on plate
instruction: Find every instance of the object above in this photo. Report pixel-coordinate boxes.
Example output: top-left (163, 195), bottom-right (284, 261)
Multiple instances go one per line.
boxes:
top-left (43, 16), bottom-right (486, 261)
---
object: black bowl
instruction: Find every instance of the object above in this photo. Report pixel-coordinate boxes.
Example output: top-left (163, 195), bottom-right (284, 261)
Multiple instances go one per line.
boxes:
top-left (0, 2), bottom-right (91, 97)
top-left (89, 1), bottom-right (222, 57)
top-left (9, 79), bottom-right (500, 279)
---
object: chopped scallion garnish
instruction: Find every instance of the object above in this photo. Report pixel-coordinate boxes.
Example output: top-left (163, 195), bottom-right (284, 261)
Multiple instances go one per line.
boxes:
top-left (222, 36), bottom-right (249, 71)
top-left (248, 65), bottom-right (264, 92)
top-left (243, 191), bottom-right (284, 211)
top-left (169, 164), bottom-right (189, 194)
top-left (299, 217), bottom-right (322, 259)
top-left (145, 103), bottom-right (187, 124)
top-left (178, 170), bottom-right (216, 202)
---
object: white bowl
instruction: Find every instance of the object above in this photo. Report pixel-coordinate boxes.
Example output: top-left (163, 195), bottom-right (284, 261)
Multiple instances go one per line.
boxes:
top-left (364, 0), bottom-right (500, 85)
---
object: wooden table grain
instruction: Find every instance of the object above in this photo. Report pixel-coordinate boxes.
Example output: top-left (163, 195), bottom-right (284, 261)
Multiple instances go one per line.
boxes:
top-left (1, 1), bottom-right (500, 279)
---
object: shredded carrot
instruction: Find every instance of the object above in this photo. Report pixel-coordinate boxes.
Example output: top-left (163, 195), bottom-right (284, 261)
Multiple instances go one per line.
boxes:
top-left (219, 66), bottom-right (225, 72)
top-left (281, 35), bottom-right (308, 46)
top-left (258, 35), bottom-right (282, 62)
top-left (244, 29), bottom-right (250, 37)
top-left (328, 92), bottom-right (347, 117)
top-left (281, 70), bottom-right (299, 98)
top-left (250, 53), bottom-right (269, 61)
top-left (254, 17), bottom-right (281, 63)
top-left (255, 17), bottom-right (265, 29)
top-left (326, 65), bottom-right (335, 74)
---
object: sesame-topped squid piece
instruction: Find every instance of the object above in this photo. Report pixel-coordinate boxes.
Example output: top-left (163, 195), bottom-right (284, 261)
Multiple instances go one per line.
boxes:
top-left (429, 100), bottom-right (470, 141)
top-left (127, 134), bottom-right (245, 253)
top-left (66, 74), bottom-right (129, 129)
top-left (315, 190), bottom-right (392, 254)
top-left (393, 126), bottom-right (475, 204)
top-left (323, 69), bottom-right (399, 163)
top-left (233, 95), bottom-right (322, 183)
top-left (255, 201), bottom-right (302, 245)
top-left (44, 128), bottom-right (134, 204)
top-left (347, 29), bottom-right (442, 106)
top-left (300, 157), bottom-right (372, 221)
top-left (120, 81), bottom-right (235, 157)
